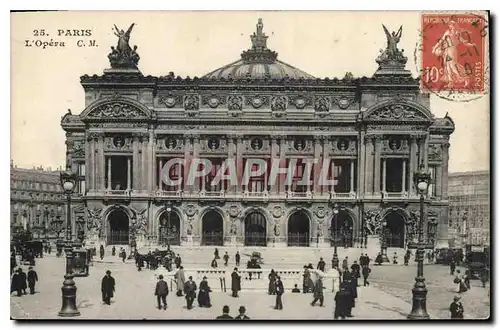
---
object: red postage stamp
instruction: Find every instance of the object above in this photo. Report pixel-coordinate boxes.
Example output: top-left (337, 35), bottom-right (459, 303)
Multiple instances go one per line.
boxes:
top-left (420, 13), bottom-right (488, 94)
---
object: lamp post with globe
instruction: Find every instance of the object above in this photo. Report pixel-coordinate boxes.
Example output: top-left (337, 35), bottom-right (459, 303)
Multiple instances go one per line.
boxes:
top-left (331, 203), bottom-right (340, 269)
top-left (407, 163), bottom-right (433, 320)
top-left (58, 168), bottom-right (80, 317)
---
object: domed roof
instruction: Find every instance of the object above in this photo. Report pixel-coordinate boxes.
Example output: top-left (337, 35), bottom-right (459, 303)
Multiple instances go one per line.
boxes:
top-left (203, 19), bottom-right (315, 81)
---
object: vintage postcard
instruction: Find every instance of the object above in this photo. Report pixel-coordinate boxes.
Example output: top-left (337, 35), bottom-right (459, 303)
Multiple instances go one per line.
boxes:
top-left (10, 11), bottom-right (490, 320)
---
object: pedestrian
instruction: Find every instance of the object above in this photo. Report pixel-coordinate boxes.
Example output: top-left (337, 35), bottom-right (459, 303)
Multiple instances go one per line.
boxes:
top-left (358, 254), bottom-right (364, 268)
top-left (392, 252), bottom-right (398, 264)
top-left (310, 277), bottom-right (324, 307)
top-left (174, 254), bottom-right (182, 269)
top-left (223, 252), bottom-right (229, 266)
top-left (404, 251), bottom-right (410, 266)
top-left (27, 267), bottom-right (38, 294)
top-left (197, 276), bottom-right (212, 308)
top-left (342, 257), bottom-right (348, 271)
top-left (101, 270), bottom-right (115, 305)
top-left (216, 305), bottom-right (233, 319)
top-left (449, 296), bottom-right (464, 319)
top-left (317, 257), bottom-right (326, 272)
top-left (303, 266), bottom-right (313, 293)
top-left (231, 268), bottom-right (241, 297)
top-left (364, 254), bottom-right (370, 267)
top-left (350, 261), bottom-right (361, 287)
top-left (330, 266), bottom-right (341, 293)
top-left (375, 252), bottom-right (383, 265)
top-left (154, 274), bottom-right (169, 310)
top-left (183, 276), bottom-right (197, 310)
top-left (274, 275), bottom-right (284, 310)
top-left (450, 259), bottom-right (456, 275)
top-left (10, 269), bottom-right (23, 296)
top-left (235, 251), bottom-right (240, 266)
top-left (334, 283), bottom-right (352, 319)
top-left (480, 268), bottom-right (489, 288)
top-left (464, 269), bottom-right (471, 289)
top-left (11, 252), bottom-right (17, 275)
top-left (454, 270), bottom-right (468, 293)
top-left (99, 244), bottom-right (105, 260)
top-left (362, 265), bottom-right (371, 286)
top-left (268, 269), bottom-right (277, 295)
top-left (292, 284), bottom-right (301, 293)
top-left (18, 268), bottom-right (27, 295)
top-left (211, 257), bottom-right (218, 268)
top-left (121, 248), bottom-right (127, 262)
top-left (112, 246), bottom-right (116, 256)
top-left (214, 248), bottom-right (220, 260)
top-left (175, 266), bottom-right (186, 296)
top-left (235, 306), bottom-right (250, 319)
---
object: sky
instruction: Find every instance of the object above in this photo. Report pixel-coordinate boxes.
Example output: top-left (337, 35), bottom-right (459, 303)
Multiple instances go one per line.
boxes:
top-left (10, 11), bottom-right (489, 173)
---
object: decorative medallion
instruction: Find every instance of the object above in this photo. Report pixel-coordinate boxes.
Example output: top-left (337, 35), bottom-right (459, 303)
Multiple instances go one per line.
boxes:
top-left (160, 94), bottom-right (178, 108)
top-left (227, 95), bottom-right (244, 111)
top-left (337, 138), bottom-right (350, 151)
top-left (208, 138), bottom-right (220, 150)
top-left (271, 205), bottom-right (284, 218)
top-left (314, 96), bottom-right (330, 112)
top-left (183, 94), bottom-right (199, 111)
top-left (113, 136), bottom-right (125, 148)
top-left (250, 95), bottom-right (265, 109)
top-left (250, 138), bottom-right (263, 151)
top-left (293, 138), bottom-right (307, 152)
top-left (313, 206), bottom-right (329, 219)
top-left (334, 97), bottom-right (354, 110)
top-left (164, 138), bottom-right (177, 150)
top-left (389, 138), bottom-right (402, 151)
top-left (228, 205), bottom-right (241, 218)
top-left (184, 204), bottom-right (198, 217)
top-left (207, 95), bottom-right (220, 109)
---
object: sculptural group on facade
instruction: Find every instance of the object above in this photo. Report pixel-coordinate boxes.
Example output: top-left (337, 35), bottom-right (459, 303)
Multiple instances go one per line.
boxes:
top-left (108, 23), bottom-right (140, 68)
top-left (364, 210), bottom-right (381, 235)
top-left (376, 24), bottom-right (407, 67)
top-left (87, 208), bottom-right (102, 235)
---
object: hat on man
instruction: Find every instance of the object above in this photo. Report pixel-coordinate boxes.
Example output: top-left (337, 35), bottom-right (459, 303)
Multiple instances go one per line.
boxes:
top-left (106, 270), bottom-right (111, 275)
top-left (159, 275), bottom-right (164, 279)
top-left (203, 276), bottom-right (207, 280)
top-left (454, 295), bottom-right (461, 301)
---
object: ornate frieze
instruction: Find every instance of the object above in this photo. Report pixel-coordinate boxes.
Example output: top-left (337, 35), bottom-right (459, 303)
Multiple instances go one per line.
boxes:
top-left (381, 137), bottom-right (409, 154)
top-left (158, 93), bottom-right (182, 108)
top-left (66, 140), bottom-right (85, 157)
top-left (330, 137), bottom-right (357, 155)
top-left (271, 96), bottom-right (287, 117)
top-left (428, 144), bottom-right (443, 161)
top-left (246, 95), bottom-right (270, 109)
top-left (244, 137), bottom-right (271, 153)
top-left (314, 96), bottom-right (331, 114)
top-left (363, 209), bottom-right (381, 235)
top-left (368, 104), bottom-right (426, 121)
top-left (332, 96), bottom-right (355, 110)
top-left (287, 138), bottom-right (313, 153)
top-left (227, 95), bottom-right (244, 111)
top-left (289, 94), bottom-right (313, 110)
top-left (183, 94), bottom-right (200, 112)
top-left (199, 137), bottom-right (228, 153)
top-left (156, 136), bottom-right (185, 153)
top-left (90, 122), bottom-right (148, 128)
top-left (104, 135), bottom-right (133, 151)
top-left (87, 207), bottom-right (103, 234)
top-left (87, 102), bottom-right (145, 119)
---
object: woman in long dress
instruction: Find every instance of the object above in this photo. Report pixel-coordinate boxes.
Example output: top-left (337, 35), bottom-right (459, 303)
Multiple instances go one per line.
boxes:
top-left (268, 269), bottom-right (277, 295)
top-left (197, 276), bottom-right (212, 308)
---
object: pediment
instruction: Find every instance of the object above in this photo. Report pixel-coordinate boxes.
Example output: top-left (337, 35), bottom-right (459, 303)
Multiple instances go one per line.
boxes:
top-left (363, 99), bottom-right (433, 123)
top-left (80, 97), bottom-right (151, 121)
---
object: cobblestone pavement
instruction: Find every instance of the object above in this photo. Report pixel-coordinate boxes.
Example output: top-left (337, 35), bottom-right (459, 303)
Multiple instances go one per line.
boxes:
top-left (369, 263), bottom-right (490, 320)
top-left (11, 255), bottom-right (414, 320)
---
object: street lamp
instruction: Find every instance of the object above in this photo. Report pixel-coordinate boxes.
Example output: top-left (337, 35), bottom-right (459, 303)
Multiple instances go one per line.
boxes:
top-left (166, 202), bottom-right (172, 247)
top-left (380, 221), bottom-right (389, 263)
top-left (58, 168), bottom-right (80, 317)
top-left (407, 163), bottom-right (432, 320)
top-left (331, 203), bottom-right (340, 269)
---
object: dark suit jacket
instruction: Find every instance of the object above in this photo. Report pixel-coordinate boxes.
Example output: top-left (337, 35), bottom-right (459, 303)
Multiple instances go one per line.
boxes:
top-left (155, 280), bottom-right (169, 296)
top-left (216, 314), bottom-right (233, 319)
top-left (235, 314), bottom-right (250, 319)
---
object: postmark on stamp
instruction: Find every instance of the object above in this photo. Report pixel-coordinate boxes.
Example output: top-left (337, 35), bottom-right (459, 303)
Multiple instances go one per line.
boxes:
top-left (419, 12), bottom-right (489, 101)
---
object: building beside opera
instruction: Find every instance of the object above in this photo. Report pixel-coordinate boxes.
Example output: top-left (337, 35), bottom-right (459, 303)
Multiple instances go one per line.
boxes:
top-left (61, 19), bottom-right (454, 249)
top-left (448, 170), bottom-right (490, 247)
top-left (10, 162), bottom-right (68, 239)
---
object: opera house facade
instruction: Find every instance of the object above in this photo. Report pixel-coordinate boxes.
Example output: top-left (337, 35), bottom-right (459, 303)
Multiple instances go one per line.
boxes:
top-left (61, 20), bottom-right (454, 250)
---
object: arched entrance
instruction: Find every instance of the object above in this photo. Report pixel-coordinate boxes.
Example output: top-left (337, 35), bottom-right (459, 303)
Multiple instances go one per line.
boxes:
top-left (158, 210), bottom-right (181, 246)
top-left (330, 210), bottom-right (354, 247)
top-left (202, 210), bottom-right (224, 246)
top-left (287, 211), bottom-right (310, 247)
top-left (244, 212), bottom-right (267, 246)
top-left (107, 208), bottom-right (129, 245)
top-left (383, 211), bottom-right (405, 248)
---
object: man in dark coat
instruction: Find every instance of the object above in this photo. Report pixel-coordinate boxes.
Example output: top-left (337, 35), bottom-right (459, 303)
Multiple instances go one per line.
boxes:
top-left (215, 305), bottom-right (233, 319)
top-left (235, 251), bottom-right (240, 266)
top-left (334, 283), bottom-right (352, 319)
top-left (19, 268), bottom-right (27, 295)
top-left (11, 252), bottom-right (17, 275)
top-left (342, 257), bottom-right (349, 271)
top-left (268, 269), bottom-right (277, 295)
top-left (197, 276), bottom-right (212, 308)
top-left (121, 248), bottom-right (127, 263)
top-left (317, 257), bottom-right (326, 272)
top-left (234, 306), bottom-right (250, 319)
top-left (274, 276), bottom-right (284, 310)
top-left (223, 252), bottom-right (229, 266)
top-left (350, 261), bottom-right (361, 287)
top-left (111, 246), bottom-right (116, 256)
top-left (174, 254), bottom-right (182, 269)
top-left (27, 267), bottom-right (38, 294)
top-left (362, 265), bottom-right (371, 286)
top-left (211, 257), bottom-right (218, 268)
top-left (231, 268), bottom-right (241, 297)
top-left (310, 278), bottom-right (324, 307)
top-left (155, 274), bottom-right (169, 310)
top-left (449, 296), bottom-right (464, 319)
top-left (99, 245), bottom-right (105, 260)
top-left (480, 268), bottom-right (489, 288)
top-left (101, 270), bottom-right (115, 305)
top-left (450, 259), bottom-right (456, 275)
top-left (183, 276), bottom-right (197, 310)
top-left (11, 269), bottom-right (23, 296)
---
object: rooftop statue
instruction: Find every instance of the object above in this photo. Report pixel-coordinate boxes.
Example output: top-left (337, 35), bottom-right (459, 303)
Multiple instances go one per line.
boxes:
top-left (108, 23), bottom-right (140, 69)
top-left (376, 24), bottom-right (408, 68)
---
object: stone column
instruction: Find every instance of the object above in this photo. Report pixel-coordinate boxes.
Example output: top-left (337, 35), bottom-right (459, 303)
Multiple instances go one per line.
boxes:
top-left (107, 156), bottom-right (112, 189)
top-left (227, 135), bottom-right (236, 194)
top-left (364, 136), bottom-right (374, 195)
top-left (192, 135), bottom-right (200, 193)
top-left (270, 135), bottom-right (279, 195)
top-left (418, 137), bottom-right (425, 166)
top-left (441, 142), bottom-right (450, 199)
top-left (373, 136), bottom-right (382, 196)
top-left (158, 159), bottom-right (163, 191)
top-left (86, 134), bottom-right (94, 191)
top-left (183, 134), bottom-right (192, 194)
top-left (235, 136), bottom-right (243, 194)
top-left (424, 135), bottom-right (429, 171)
top-left (436, 207), bottom-right (450, 248)
top-left (148, 129), bottom-right (155, 192)
top-left (435, 165), bottom-right (442, 198)
top-left (381, 159), bottom-right (386, 194)
top-left (132, 134), bottom-right (139, 191)
top-left (358, 132), bottom-right (365, 198)
top-left (98, 134), bottom-right (105, 190)
top-left (313, 136), bottom-right (322, 195)
top-left (409, 136), bottom-right (417, 197)
top-left (279, 137), bottom-right (286, 195)
top-left (350, 159), bottom-right (355, 193)
top-left (127, 158), bottom-right (132, 190)
top-left (141, 134), bottom-right (148, 191)
top-left (402, 160), bottom-right (406, 193)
